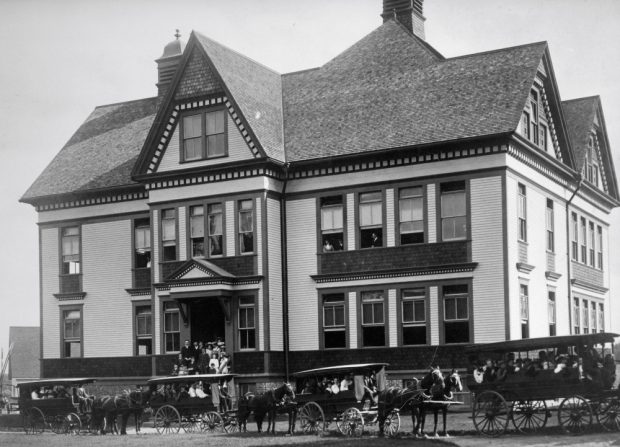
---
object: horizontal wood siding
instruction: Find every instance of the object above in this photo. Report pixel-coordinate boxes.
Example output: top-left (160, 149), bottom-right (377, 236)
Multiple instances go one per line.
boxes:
top-left (471, 176), bottom-right (505, 343)
top-left (157, 109), bottom-right (255, 173)
top-left (427, 184), bottom-right (436, 243)
top-left (348, 291), bottom-right (357, 349)
top-left (347, 193), bottom-right (355, 250)
top-left (41, 228), bottom-right (60, 359)
top-left (178, 206), bottom-right (187, 261)
top-left (153, 209), bottom-right (160, 283)
top-left (388, 289), bottom-right (397, 347)
top-left (255, 197), bottom-right (264, 351)
top-left (226, 201), bottom-right (235, 257)
top-left (38, 200), bottom-right (149, 224)
top-left (386, 188), bottom-right (395, 247)
top-left (287, 198), bottom-right (318, 351)
top-left (82, 220), bottom-right (133, 357)
top-left (267, 198), bottom-right (283, 351)
top-left (429, 286), bottom-right (439, 345)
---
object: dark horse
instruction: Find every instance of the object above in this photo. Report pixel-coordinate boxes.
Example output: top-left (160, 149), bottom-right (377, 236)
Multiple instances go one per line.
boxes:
top-left (377, 380), bottom-right (426, 437)
top-left (237, 382), bottom-right (296, 434)
top-left (418, 368), bottom-right (462, 437)
top-left (92, 388), bottom-right (150, 435)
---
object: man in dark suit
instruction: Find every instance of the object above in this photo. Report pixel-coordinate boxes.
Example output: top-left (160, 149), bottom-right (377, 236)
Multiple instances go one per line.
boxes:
top-left (180, 339), bottom-right (195, 367)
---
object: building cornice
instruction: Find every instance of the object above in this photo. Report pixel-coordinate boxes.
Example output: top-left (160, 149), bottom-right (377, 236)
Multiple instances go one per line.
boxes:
top-left (311, 263), bottom-right (478, 284)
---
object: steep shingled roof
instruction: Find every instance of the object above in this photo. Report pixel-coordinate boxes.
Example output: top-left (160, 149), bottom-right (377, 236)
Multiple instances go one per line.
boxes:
top-left (195, 32), bottom-right (285, 161)
top-left (21, 97), bottom-right (158, 202)
top-left (562, 96), bottom-right (597, 172)
top-left (282, 20), bottom-right (546, 161)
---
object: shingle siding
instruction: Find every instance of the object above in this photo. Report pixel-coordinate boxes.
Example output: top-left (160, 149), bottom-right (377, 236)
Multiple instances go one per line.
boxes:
top-left (175, 49), bottom-right (223, 100)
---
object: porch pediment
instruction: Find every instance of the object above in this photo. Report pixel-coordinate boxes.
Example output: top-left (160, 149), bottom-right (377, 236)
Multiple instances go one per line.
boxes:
top-left (165, 258), bottom-right (235, 281)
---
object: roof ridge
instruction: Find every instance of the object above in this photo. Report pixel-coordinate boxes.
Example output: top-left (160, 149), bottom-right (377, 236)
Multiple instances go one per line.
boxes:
top-left (193, 30), bottom-right (281, 75)
top-left (562, 95), bottom-right (600, 104)
top-left (446, 41), bottom-right (547, 61)
top-left (384, 16), bottom-right (445, 60)
top-left (94, 96), bottom-right (157, 109)
top-left (283, 67), bottom-right (321, 77)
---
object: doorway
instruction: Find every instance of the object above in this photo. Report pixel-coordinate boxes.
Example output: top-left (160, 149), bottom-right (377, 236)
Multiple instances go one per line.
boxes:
top-left (189, 299), bottom-right (226, 345)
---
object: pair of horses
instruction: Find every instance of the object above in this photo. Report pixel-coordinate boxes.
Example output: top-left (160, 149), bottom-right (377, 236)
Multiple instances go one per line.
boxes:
top-left (91, 388), bottom-right (150, 435)
top-left (378, 368), bottom-right (462, 438)
top-left (237, 382), bottom-right (296, 434)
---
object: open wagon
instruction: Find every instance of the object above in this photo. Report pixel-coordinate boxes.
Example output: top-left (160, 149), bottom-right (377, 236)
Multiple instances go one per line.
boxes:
top-left (465, 332), bottom-right (619, 436)
top-left (292, 363), bottom-right (395, 436)
top-left (18, 377), bottom-right (96, 435)
top-left (147, 373), bottom-right (238, 434)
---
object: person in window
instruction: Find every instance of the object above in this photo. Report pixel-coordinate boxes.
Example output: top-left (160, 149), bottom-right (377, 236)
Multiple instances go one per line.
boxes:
top-left (329, 378), bottom-right (340, 395)
top-left (175, 386), bottom-right (190, 402)
top-left (31, 388), bottom-right (40, 400)
top-left (340, 374), bottom-right (352, 391)
top-left (370, 232), bottom-right (381, 247)
top-left (323, 240), bottom-right (334, 252)
top-left (189, 383), bottom-right (198, 398)
top-left (195, 382), bottom-right (208, 399)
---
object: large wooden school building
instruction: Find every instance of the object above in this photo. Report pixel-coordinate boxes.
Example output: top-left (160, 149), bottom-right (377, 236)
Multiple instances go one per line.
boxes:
top-left (21, 0), bottom-right (619, 388)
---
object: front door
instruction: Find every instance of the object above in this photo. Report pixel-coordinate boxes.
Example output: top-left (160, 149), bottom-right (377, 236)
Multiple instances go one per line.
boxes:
top-left (189, 299), bottom-right (226, 345)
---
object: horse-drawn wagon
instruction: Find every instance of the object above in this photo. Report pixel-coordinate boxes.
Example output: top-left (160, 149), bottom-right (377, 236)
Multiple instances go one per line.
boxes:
top-left (146, 373), bottom-right (237, 434)
top-left (465, 332), bottom-right (620, 436)
top-left (18, 377), bottom-right (96, 435)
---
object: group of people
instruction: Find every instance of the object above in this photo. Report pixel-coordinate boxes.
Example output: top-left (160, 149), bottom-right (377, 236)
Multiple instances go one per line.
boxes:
top-left (151, 380), bottom-right (232, 412)
top-left (30, 385), bottom-right (71, 400)
top-left (171, 337), bottom-right (231, 376)
top-left (472, 346), bottom-right (616, 388)
top-left (300, 372), bottom-right (379, 403)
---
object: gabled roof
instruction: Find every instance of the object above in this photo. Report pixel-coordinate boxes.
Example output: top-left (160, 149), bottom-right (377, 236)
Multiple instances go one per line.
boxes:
top-left (21, 97), bottom-right (158, 203)
top-left (165, 257), bottom-right (236, 282)
top-left (282, 19), bottom-right (547, 161)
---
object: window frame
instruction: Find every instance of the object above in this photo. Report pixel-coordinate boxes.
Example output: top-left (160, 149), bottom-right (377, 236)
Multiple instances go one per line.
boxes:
top-left (60, 305), bottom-right (83, 358)
top-left (571, 212), bottom-right (578, 261)
top-left (580, 217), bottom-right (587, 264)
top-left (60, 225), bottom-right (81, 276)
top-left (179, 107), bottom-right (229, 163)
top-left (520, 283), bottom-right (529, 339)
top-left (530, 90), bottom-right (540, 146)
top-left (358, 290), bottom-right (387, 347)
top-left (439, 181), bottom-right (468, 242)
top-left (318, 194), bottom-right (346, 253)
top-left (440, 282), bottom-right (472, 344)
top-left (237, 295), bottom-right (257, 351)
top-left (318, 291), bottom-right (348, 350)
top-left (207, 202), bottom-right (225, 258)
top-left (546, 199), bottom-right (554, 252)
top-left (573, 298), bottom-right (580, 334)
top-left (548, 290), bottom-right (556, 336)
top-left (588, 221), bottom-right (595, 267)
top-left (162, 301), bottom-right (181, 353)
top-left (357, 190), bottom-right (385, 249)
top-left (133, 302), bottom-right (152, 356)
top-left (188, 204), bottom-right (205, 258)
top-left (236, 198), bottom-right (256, 255)
top-left (399, 287), bottom-right (428, 346)
top-left (160, 208), bottom-right (178, 262)
top-left (133, 217), bottom-right (151, 269)
top-left (397, 185), bottom-right (426, 245)
top-left (596, 225), bottom-right (603, 270)
top-left (517, 183), bottom-right (527, 242)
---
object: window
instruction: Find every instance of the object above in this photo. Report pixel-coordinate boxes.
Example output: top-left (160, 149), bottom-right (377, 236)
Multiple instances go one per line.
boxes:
top-left (238, 199), bottom-right (254, 254)
top-left (540, 124), bottom-right (548, 151)
top-left (520, 284), bottom-right (529, 339)
top-left (134, 219), bottom-right (151, 268)
top-left (580, 217), bottom-right (587, 264)
top-left (61, 227), bottom-right (80, 274)
top-left (517, 184), bottom-right (527, 242)
top-left (585, 136), bottom-right (600, 187)
top-left (401, 288), bottom-right (426, 345)
top-left (582, 299), bottom-right (589, 334)
top-left (530, 90), bottom-right (539, 145)
top-left (571, 213), bottom-right (578, 261)
top-left (598, 303), bottom-right (605, 333)
top-left (182, 109), bottom-right (227, 161)
top-left (589, 222), bottom-right (595, 267)
top-left (238, 296), bottom-right (256, 350)
top-left (521, 112), bottom-right (531, 139)
top-left (361, 291), bottom-right (385, 347)
top-left (443, 284), bottom-right (469, 343)
top-left (208, 203), bottom-right (223, 256)
top-left (440, 181), bottom-right (467, 241)
top-left (359, 192), bottom-right (383, 248)
top-left (322, 293), bottom-right (346, 349)
top-left (399, 187), bottom-right (424, 244)
top-left (573, 298), bottom-right (580, 334)
top-left (591, 302), bottom-right (597, 333)
top-left (596, 226), bottom-right (603, 270)
top-left (135, 305), bottom-right (152, 355)
top-left (161, 209), bottom-right (176, 261)
top-left (320, 196), bottom-right (344, 252)
top-left (546, 199), bottom-right (554, 252)
top-left (163, 302), bottom-right (180, 352)
top-left (548, 291), bottom-right (556, 336)
top-left (63, 309), bottom-right (81, 358)
top-left (189, 205), bottom-right (204, 257)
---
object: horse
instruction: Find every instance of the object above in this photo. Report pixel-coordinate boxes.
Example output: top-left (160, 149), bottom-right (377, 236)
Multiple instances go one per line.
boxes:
top-left (237, 382), bottom-right (296, 434)
top-left (91, 388), bottom-right (150, 435)
top-left (418, 369), bottom-right (462, 438)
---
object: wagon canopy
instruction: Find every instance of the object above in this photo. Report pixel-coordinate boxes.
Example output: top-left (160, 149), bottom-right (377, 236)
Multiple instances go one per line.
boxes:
top-left (464, 332), bottom-right (619, 354)
top-left (292, 363), bottom-right (389, 377)
top-left (147, 373), bottom-right (236, 385)
top-left (17, 378), bottom-right (96, 389)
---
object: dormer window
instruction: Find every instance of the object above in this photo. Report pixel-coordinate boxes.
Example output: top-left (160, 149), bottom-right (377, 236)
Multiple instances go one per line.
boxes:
top-left (181, 109), bottom-right (227, 162)
top-left (585, 135), bottom-right (600, 187)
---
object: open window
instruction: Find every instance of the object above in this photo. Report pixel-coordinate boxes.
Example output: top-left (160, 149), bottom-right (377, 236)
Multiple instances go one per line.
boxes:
top-left (320, 196), bottom-right (344, 252)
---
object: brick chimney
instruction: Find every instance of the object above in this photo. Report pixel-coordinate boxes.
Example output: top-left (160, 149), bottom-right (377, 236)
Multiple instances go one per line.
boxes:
top-left (156, 30), bottom-right (186, 98)
top-left (381, 0), bottom-right (425, 40)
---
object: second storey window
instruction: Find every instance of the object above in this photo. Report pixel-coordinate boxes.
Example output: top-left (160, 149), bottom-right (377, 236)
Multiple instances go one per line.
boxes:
top-left (546, 199), bottom-right (554, 252)
top-left (322, 293), bottom-right (346, 349)
top-left (440, 181), bottom-right (466, 241)
top-left (443, 284), bottom-right (469, 343)
top-left (135, 305), bottom-right (152, 356)
top-left (548, 291), bottom-right (556, 336)
top-left (520, 284), bottom-right (529, 339)
top-left (163, 302), bottom-right (180, 353)
top-left (321, 196), bottom-right (344, 252)
top-left (238, 199), bottom-right (254, 254)
top-left (161, 209), bottom-right (176, 261)
top-left (61, 227), bottom-right (80, 274)
top-left (208, 203), bottom-right (223, 256)
top-left (134, 219), bottom-right (151, 268)
top-left (580, 217), bottom-right (587, 264)
top-left (571, 212), bottom-right (578, 261)
top-left (517, 183), bottom-right (527, 242)
top-left (361, 291), bottom-right (385, 347)
top-left (189, 205), bottom-right (204, 257)
top-left (359, 192), bottom-right (383, 248)
top-left (399, 187), bottom-right (424, 244)
top-left (63, 309), bottom-right (81, 358)
top-left (182, 109), bottom-right (227, 161)
top-left (401, 288), bottom-right (426, 345)
top-left (596, 225), bottom-right (603, 270)
top-left (238, 296), bottom-right (256, 350)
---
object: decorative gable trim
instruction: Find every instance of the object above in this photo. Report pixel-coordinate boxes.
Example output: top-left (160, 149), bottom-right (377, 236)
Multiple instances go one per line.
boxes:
top-left (591, 132), bottom-right (609, 193)
top-left (147, 96), bottom-right (261, 174)
top-left (539, 85), bottom-right (563, 161)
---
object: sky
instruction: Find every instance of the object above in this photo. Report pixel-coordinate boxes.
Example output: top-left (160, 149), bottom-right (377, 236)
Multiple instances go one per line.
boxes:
top-left (0, 0), bottom-right (619, 361)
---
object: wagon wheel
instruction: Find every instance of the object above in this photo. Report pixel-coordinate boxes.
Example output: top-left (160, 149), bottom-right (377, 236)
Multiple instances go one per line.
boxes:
top-left (383, 409), bottom-right (400, 438)
top-left (200, 411), bottom-right (225, 433)
top-left (340, 407), bottom-right (364, 437)
top-left (558, 395), bottom-right (592, 435)
top-left (472, 390), bottom-right (510, 437)
top-left (154, 405), bottom-right (181, 434)
top-left (511, 400), bottom-right (548, 433)
top-left (181, 414), bottom-right (199, 433)
top-left (298, 401), bottom-right (325, 435)
top-left (63, 413), bottom-right (82, 435)
top-left (223, 412), bottom-right (240, 433)
top-left (595, 397), bottom-right (620, 432)
top-left (50, 415), bottom-right (65, 434)
top-left (23, 407), bottom-right (46, 434)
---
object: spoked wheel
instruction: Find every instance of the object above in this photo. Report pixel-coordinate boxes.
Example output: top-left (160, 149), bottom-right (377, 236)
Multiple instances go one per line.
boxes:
top-left (223, 413), bottom-right (240, 433)
top-left (298, 402), bottom-right (325, 435)
top-left (383, 409), bottom-right (400, 438)
top-left (200, 411), bottom-right (224, 433)
top-left (181, 415), bottom-right (199, 433)
top-left (472, 391), bottom-right (510, 437)
top-left (23, 407), bottom-right (46, 434)
top-left (596, 397), bottom-right (620, 432)
top-left (340, 407), bottom-right (364, 437)
top-left (558, 395), bottom-right (592, 435)
top-left (511, 400), bottom-right (548, 433)
top-left (63, 413), bottom-right (82, 435)
top-left (154, 405), bottom-right (181, 434)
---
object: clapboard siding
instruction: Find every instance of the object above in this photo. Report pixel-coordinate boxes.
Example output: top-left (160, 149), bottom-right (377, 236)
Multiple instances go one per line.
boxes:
top-left (427, 184), bottom-right (436, 243)
top-left (388, 289), bottom-right (397, 347)
top-left (41, 228), bottom-right (60, 359)
top-left (148, 177), bottom-right (269, 204)
top-left (429, 286), bottom-right (439, 345)
top-left (255, 197), bottom-right (264, 350)
top-left (346, 193), bottom-right (355, 251)
top-left (153, 209), bottom-right (160, 283)
top-left (157, 109), bottom-right (256, 173)
top-left (287, 198), bottom-right (318, 351)
top-left (82, 220), bottom-right (133, 357)
top-left (225, 201), bottom-right (235, 257)
top-left (37, 200), bottom-right (149, 224)
top-left (348, 291), bottom-right (357, 349)
top-left (267, 198), bottom-right (283, 351)
top-left (386, 189), bottom-right (395, 247)
top-left (471, 176), bottom-right (505, 343)
top-left (178, 206), bottom-right (187, 261)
